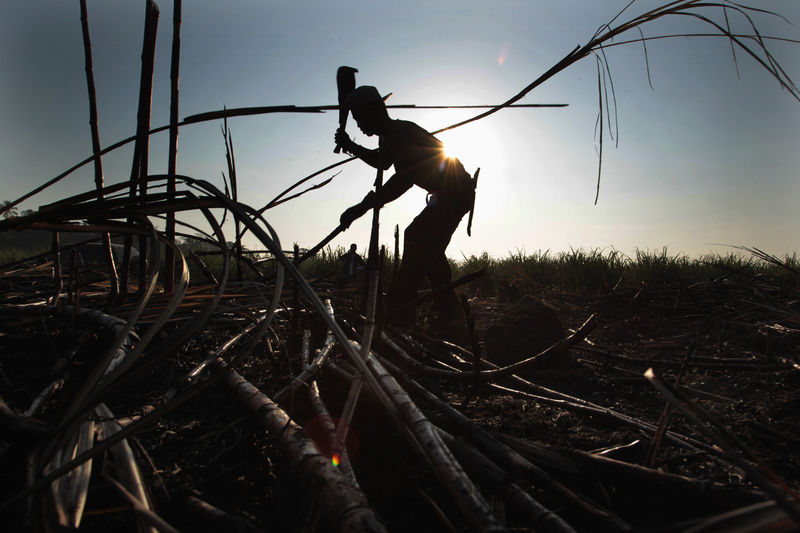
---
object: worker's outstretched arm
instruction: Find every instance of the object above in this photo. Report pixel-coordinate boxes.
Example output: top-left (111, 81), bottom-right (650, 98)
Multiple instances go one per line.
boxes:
top-left (339, 171), bottom-right (413, 229)
top-left (334, 129), bottom-right (391, 170)
top-left (374, 171), bottom-right (413, 205)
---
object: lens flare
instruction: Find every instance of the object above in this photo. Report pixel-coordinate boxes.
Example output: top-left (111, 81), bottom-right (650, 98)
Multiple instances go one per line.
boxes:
top-left (331, 453), bottom-right (340, 467)
top-left (497, 41), bottom-right (512, 66)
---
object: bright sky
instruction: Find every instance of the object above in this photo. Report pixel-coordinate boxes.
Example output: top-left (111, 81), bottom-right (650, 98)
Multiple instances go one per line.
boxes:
top-left (2, 1), bottom-right (799, 260)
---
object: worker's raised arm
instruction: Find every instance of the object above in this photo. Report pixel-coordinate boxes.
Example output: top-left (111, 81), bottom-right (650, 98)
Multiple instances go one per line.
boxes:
top-left (334, 129), bottom-right (392, 170)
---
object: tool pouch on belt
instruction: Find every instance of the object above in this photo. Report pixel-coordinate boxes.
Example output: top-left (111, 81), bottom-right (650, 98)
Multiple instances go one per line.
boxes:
top-left (466, 168), bottom-right (479, 236)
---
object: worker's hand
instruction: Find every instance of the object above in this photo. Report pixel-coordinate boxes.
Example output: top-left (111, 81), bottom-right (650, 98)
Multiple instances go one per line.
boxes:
top-left (339, 192), bottom-right (376, 229)
top-left (334, 129), bottom-right (358, 155)
top-left (340, 203), bottom-right (367, 229)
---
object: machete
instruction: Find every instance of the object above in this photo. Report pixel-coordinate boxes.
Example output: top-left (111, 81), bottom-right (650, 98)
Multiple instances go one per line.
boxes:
top-left (333, 66), bottom-right (358, 153)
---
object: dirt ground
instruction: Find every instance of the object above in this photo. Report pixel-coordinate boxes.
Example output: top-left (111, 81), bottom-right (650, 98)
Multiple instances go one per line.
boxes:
top-left (2, 271), bottom-right (799, 532)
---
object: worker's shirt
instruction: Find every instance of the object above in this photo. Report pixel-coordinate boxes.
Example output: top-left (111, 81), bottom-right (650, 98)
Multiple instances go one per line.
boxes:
top-left (340, 251), bottom-right (364, 277)
top-left (378, 120), bottom-right (470, 196)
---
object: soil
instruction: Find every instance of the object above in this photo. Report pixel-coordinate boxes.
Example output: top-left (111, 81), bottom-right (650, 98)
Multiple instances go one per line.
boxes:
top-left (1, 272), bottom-right (799, 532)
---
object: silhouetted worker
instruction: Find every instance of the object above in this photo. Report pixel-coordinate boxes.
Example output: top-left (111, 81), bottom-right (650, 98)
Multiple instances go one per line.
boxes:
top-left (339, 243), bottom-right (365, 284)
top-left (335, 85), bottom-right (475, 334)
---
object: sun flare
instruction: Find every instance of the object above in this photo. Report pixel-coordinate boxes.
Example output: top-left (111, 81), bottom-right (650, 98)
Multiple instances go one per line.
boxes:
top-left (441, 135), bottom-right (469, 162)
top-left (442, 141), bottom-right (460, 160)
top-left (438, 123), bottom-right (509, 219)
top-left (440, 126), bottom-right (505, 173)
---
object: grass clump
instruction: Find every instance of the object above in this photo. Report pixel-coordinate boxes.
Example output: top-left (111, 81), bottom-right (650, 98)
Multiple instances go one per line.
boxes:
top-left (298, 245), bottom-right (350, 280)
top-left (452, 247), bottom-right (799, 298)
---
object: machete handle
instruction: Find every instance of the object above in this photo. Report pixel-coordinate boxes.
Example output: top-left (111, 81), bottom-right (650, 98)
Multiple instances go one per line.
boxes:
top-left (334, 66), bottom-right (358, 154)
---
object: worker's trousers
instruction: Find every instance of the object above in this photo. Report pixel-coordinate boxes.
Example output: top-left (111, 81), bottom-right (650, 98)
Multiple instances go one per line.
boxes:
top-left (387, 179), bottom-right (474, 326)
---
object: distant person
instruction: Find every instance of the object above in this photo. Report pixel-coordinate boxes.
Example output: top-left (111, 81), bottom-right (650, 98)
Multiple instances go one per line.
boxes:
top-left (339, 243), bottom-right (365, 283)
top-left (334, 85), bottom-right (475, 335)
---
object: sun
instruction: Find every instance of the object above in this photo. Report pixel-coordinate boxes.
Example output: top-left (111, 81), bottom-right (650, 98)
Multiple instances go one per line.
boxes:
top-left (442, 139), bottom-right (461, 160)
top-left (441, 131), bottom-right (472, 162)
top-left (437, 123), bottom-right (509, 218)
top-left (439, 124), bottom-right (506, 177)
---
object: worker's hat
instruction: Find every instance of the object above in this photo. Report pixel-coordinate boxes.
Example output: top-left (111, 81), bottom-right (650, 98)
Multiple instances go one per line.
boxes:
top-left (344, 86), bottom-right (392, 110)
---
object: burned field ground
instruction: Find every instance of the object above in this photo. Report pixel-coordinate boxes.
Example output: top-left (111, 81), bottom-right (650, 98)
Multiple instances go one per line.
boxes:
top-left (2, 255), bottom-right (799, 532)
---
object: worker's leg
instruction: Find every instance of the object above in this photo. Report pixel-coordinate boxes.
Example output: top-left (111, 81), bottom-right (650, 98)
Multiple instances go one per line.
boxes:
top-left (427, 251), bottom-right (463, 324)
top-left (423, 207), bottom-right (465, 325)
top-left (427, 174), bottom-right (475, 334)
top-left (386, 207), bottom-right (435, 326)
top-left (387, 185), bottom-right (472, 328)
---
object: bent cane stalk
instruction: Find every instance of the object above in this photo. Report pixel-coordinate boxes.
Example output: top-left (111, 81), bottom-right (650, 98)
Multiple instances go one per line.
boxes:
top-left (218, 361), bottom-right (386, 533)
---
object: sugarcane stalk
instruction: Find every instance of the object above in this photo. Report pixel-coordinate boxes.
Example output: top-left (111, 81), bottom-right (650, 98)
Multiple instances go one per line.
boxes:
top-left (24, 379), bottom-right (65, 418)
top-left (392, 224), bottom-right (400, 283)
top-left (0, 395), bottom-right (50, 444)
top-left (95, 204), bottom-right (236, 396)
top-left (439, 430), bottom-right (581, 533)
top-left (390, 334), bottom-right (715, 456)
top-left (218, 361), bottom-right (387, 533)
top-left (266, 176), bottom-right (335, 210)
top-left (337, 366), bottom-right (363, 447)
top-left (30, 235), bottom-right (175, 466)
top-left (79, 0), bottom-right (118, 299)
top-left (122, 0), bottom-right (159, 299)
top-left (645, 343), bottom-right (695, 467)
top-left (307, 379), bottom-right (359, 488)
top-left (458, 294), bottom-right (482, 379)
top-left (63, 228), bottom-right (167, 418)
top-left (323, 297), bottom-right (336, 346)
top-left (381, 314), bottom-right (594, 380)
top-left (292, 245), bottom-right (300, 350)
top-left (377, 355), bottom-right (536, 477)
top-left (185, 177), bottom-right (406, 428)
top-left (517, 435), bottom-right (763, 504)
top-left (326, 357), bottom-right (504, 531)
top-left (51, 231), bottom-right (62, 304)
top-left (575, 345), bottom-right (779, 370)
top-left (363, 168), bottom-right (383, 309)
top-left (337, 271), bottom-right (381, 445)
top-left (189, 293), bottom-right (284, 382)
top-left (382, 329), bottom-right (715, 455)
top-left (273, 344), bottom-right (334, 403)
top-left (36, 305), bottom-right (135, 463)
top-left (360, 352), bottom-right (505, 532)
top-left (221, 117), bottom-right (242, 281)
top-left (183, 495), bottom-right (265, 533)
top-left (188, 248), bottom-right (218, 284)
top-left (2, 367), bottom-right (229, 513)
top-left (102, 474), bottom-right (179, 533)
top-left (45, 417), bottom-right (94, 528)
top-left (488, 381), bottom-right (714, 455)
top-left (95, 402), bottom-right (157, 533)
top-left (377, 354), bottom-right (630, 529)
top-left (645, 367), bottom-right (800, 525)
top-left (165, 0), bottom-right (181, 293)
top-left (678, 499), bottom-right (800, 533)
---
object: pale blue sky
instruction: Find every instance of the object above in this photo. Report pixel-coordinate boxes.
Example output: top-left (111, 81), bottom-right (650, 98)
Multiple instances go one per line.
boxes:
top-left (2, 1), bottom-right (798, 259)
